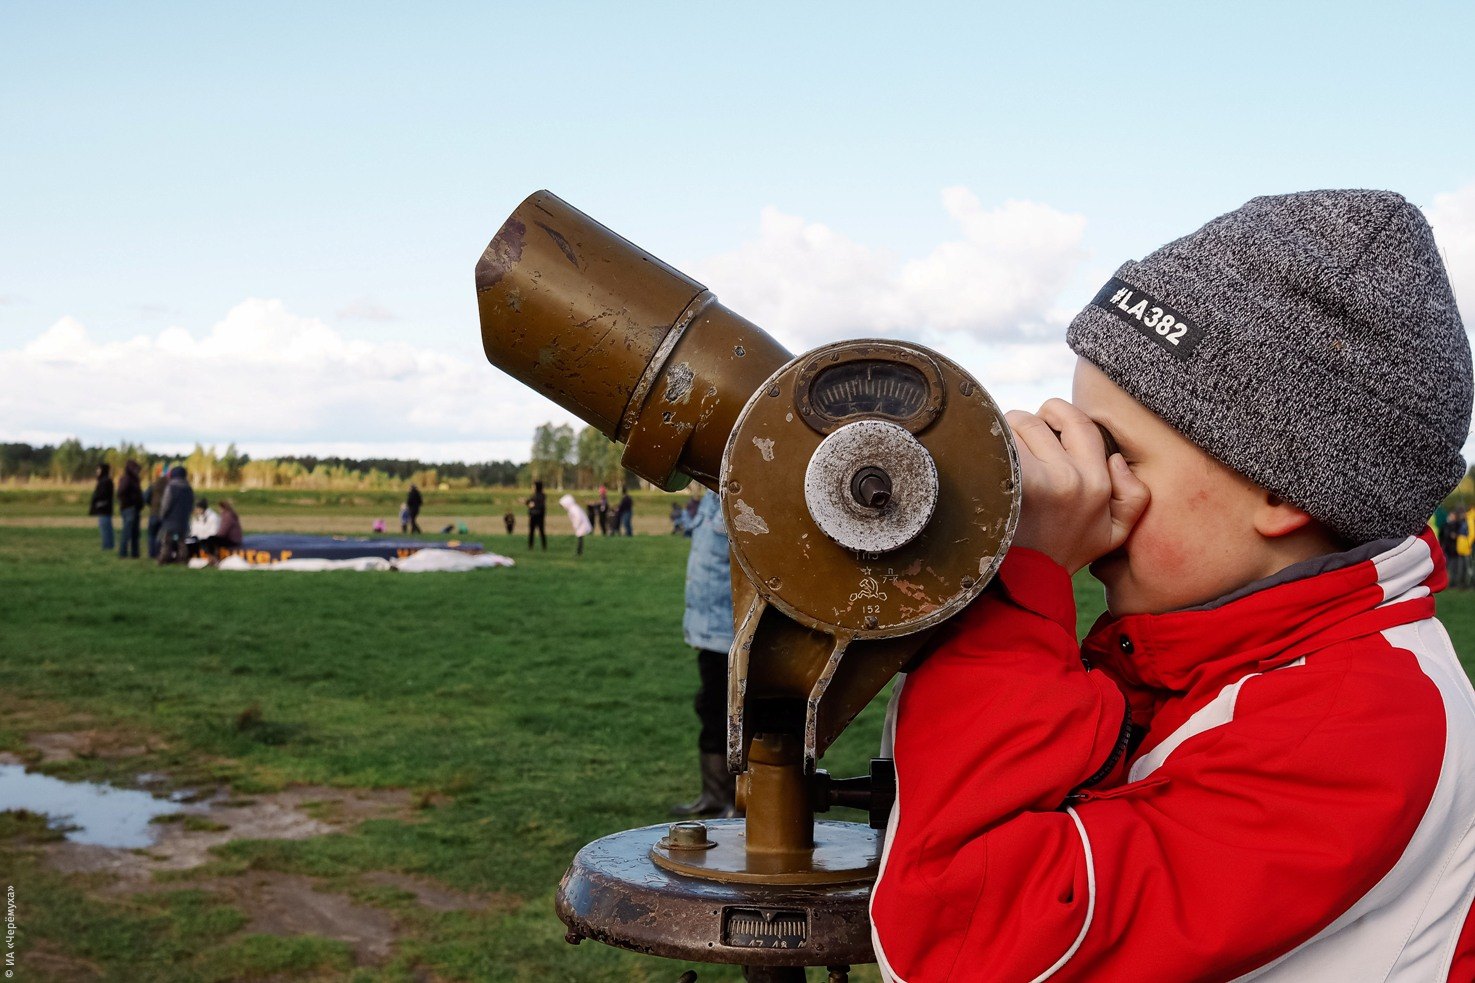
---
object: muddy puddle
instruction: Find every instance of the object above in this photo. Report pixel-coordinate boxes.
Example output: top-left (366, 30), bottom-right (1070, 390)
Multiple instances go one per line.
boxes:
top-left (1, 745), bottom-right (498, 967)
top-left (0, 760), bottom-right (408, 862)
top-left (0, 763), bottom-right (185, 847)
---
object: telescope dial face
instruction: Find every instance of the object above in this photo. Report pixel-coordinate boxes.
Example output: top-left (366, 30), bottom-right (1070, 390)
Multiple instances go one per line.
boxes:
top-left (794, 345), bottom-right (945, 435)
top-left (809, 361), bottom-right (929, 421)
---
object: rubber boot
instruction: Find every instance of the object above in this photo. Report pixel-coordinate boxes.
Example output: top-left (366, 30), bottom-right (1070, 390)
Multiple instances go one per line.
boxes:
top-left (670, 753), bottom-right (736, 818)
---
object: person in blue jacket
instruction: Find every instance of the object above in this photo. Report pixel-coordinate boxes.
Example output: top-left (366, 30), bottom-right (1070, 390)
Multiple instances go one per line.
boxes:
top-left (670, 490), bottom-right (738, 818)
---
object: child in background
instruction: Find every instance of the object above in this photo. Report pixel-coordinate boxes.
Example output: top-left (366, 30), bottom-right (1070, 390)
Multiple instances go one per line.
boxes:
top-left (559, 492), bottom-right (592, 555)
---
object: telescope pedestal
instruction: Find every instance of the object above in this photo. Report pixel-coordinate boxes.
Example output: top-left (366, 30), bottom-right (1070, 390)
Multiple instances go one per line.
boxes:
top-left (477, 192), bottom-right (1021, 979)
top-left (556, 820), bottom-right (878, 970)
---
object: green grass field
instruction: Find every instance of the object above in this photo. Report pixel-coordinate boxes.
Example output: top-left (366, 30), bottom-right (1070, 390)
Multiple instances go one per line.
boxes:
top-left (0, 495), bottom-right (890, 982)
top-left (3, 492), bottom-right (1475, 982)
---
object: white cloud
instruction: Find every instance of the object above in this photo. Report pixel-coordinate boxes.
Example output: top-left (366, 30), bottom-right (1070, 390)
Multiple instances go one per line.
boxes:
top-left (336, 299), bottom-right (401, 322)
top-left (898, 189), bottom-right (1089, 338)
top-left (693, 187), bottom-right (1088, 356)
top-left (2, 190), bottom-right (1097, 464)
top-left (1427, 182), bottom-right (1475, 322)
top-left (0, 299), bottom-right (579, 462)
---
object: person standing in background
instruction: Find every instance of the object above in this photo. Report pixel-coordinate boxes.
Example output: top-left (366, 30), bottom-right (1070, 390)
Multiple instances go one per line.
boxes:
top-left (1441, 506), bottom-right (1465, 587)
top-left (406, 483), bottom-right (424, 534)
top-left (670, 491), bottom-right (738, 819)
top-left (157, 466), bottom-right (194, 564)
top-left (144, 463), bottom-right (169, 558)
top-left (115, 459), bottom-right (144, 559)
top-left (616, 488), bottom-right (634, 536)
top-left (1458, 512), bottom-right (1474, 590)
top-left (88, 463), bottom-right (114, 551)
top-left (526, 480), bottom-right (547, 551)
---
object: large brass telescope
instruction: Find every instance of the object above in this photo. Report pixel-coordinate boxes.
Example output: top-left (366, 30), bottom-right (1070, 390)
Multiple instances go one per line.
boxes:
top-left (477, 192), bottom-right (1019, 979)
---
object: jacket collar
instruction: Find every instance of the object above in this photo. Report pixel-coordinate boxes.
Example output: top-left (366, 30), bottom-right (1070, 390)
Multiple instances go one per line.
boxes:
top-left (1084, 530), bottom-right (1445, 704)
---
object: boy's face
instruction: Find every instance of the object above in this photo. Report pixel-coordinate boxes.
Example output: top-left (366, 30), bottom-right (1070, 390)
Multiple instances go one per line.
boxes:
top-left (1071, 359), bottom-right (1274, 615)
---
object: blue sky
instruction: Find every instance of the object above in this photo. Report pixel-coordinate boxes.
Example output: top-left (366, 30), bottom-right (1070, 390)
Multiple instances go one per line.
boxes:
top-left (3, 1), bottom-right (1473, 461)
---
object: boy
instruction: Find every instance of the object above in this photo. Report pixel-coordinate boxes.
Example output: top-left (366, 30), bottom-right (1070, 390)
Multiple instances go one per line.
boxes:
top-left (870, 190), bottom-right (1475, 981)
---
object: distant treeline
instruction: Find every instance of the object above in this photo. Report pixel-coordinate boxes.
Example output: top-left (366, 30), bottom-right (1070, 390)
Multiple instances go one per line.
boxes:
top-left (0, 439), bottom-right (525, 490)
top-left (2, 423), bottom-right (643, 492)
top-left (273, 455), bottom-right (524, 486)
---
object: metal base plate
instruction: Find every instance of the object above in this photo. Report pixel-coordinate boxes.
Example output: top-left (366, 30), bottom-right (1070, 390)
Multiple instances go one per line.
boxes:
top-left (651, 816), bottom-right (879, 885)
top-left (557, 821), bottom-right (878, 967)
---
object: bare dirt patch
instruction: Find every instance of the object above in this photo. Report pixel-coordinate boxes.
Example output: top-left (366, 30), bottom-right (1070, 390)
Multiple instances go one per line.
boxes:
top-left (210, 872), bottom-right (398, 964)
top-left (0, 701), bottom-right (101, 752)
top-left (25, 729), bottom-right (159, 764)
top-left (16, 940), bottom-right (105, 981)
top-left (4, 714), bottom-right (496, 972)
top-left (361, 871), bottom-right (515, 914)
top-left (34, 784), bottom-right (433, 967)
top-left (0, 699), bottom-right (167, 767)
top-left (43, 785), bottom-right (418, 886)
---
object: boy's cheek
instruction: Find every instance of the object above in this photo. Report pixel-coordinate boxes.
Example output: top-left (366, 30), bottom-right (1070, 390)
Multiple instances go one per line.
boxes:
top-left (1127, 527), bottom-right (1195, 583)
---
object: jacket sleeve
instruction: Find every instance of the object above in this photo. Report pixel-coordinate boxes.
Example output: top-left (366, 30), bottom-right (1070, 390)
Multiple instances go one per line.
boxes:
top-left (89, 480), bottom-right (110, 514)
top-left (870, 551), bottom-right (1444, 982)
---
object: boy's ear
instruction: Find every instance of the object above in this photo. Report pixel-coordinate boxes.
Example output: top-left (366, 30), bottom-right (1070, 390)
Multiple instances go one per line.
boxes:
top-left (1255, 492), bottom-right (1316, 539)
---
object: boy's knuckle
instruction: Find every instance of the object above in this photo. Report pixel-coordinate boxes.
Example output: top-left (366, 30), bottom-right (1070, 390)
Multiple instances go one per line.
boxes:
top-left (1057, 471), bottom-right (1085, 496)
top-left (1012, 415), bottom-right (1044, 435)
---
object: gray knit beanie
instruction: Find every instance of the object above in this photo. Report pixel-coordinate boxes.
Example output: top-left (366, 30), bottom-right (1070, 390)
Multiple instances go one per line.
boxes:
top-left (1067, 189), bottom-right (1471, 544)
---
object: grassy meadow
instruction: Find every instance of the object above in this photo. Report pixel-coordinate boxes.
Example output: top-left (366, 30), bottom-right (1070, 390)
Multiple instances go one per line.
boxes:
top-left (1, 490), bottom-right (890, 982)
top-left (3, 488), bottom-right (1475, 981)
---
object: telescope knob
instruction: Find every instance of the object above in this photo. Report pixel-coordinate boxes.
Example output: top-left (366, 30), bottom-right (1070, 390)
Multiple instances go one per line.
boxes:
top-left (850, 466), bottom-right (893, 509)
top-left (813, 758), bottom-right (897, 830)
top-left (803, 420), bottom-right (939, 554)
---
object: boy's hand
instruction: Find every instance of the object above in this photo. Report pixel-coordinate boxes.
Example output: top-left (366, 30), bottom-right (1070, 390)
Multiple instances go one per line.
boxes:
top-left (1005, 399), bottom-right (1149, 574)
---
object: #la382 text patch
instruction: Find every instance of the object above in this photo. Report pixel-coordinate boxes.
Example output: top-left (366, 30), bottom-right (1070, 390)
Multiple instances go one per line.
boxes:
top-left (1091, 277), bottom-right (1204, 360)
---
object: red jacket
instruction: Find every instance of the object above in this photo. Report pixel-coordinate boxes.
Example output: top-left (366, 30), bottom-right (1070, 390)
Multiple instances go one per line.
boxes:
top-left (871, 530), bottom-right (1475, 981)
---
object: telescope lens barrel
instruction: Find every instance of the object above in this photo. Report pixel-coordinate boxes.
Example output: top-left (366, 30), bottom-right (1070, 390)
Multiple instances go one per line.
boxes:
top-left (476, 191), bottom-right (791, 490)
